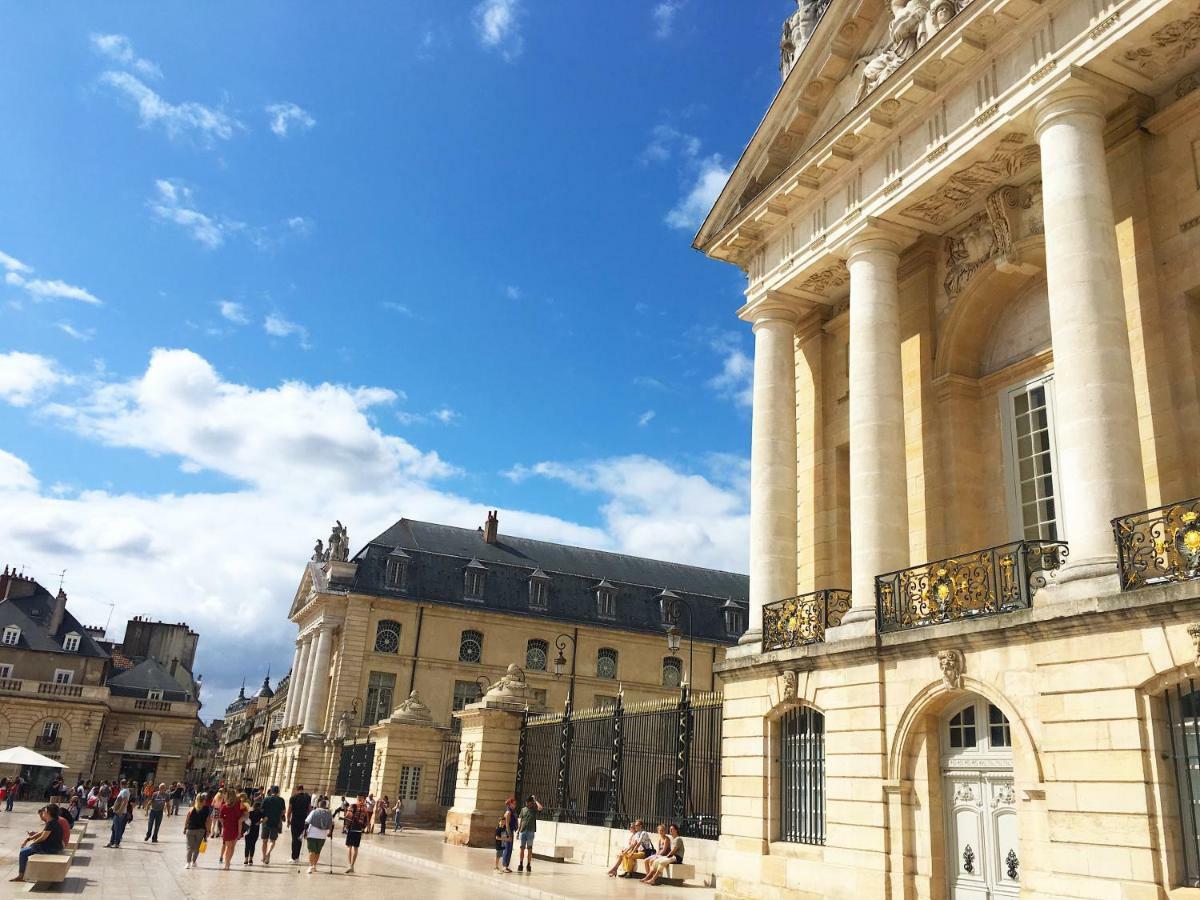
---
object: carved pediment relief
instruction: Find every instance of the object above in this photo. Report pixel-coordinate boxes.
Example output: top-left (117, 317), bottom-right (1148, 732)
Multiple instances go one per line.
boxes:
top-left (1114, 2), bottom-right (1200, 81)
top-left (943, 181), bottom-right (1043, 301)
top-left (901, 133), bottom-right (1040, 227)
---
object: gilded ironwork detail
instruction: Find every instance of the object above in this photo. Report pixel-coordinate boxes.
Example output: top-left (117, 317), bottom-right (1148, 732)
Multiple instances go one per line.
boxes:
top-left (875, 540), bottom-right (1068, 633)
top-left (763, 589), bottom-right (853, 650)
top-left (1114, 496), bottom-right (1200, 590)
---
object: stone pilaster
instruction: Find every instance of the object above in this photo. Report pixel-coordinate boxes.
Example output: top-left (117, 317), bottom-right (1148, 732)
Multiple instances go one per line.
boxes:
top-left (444, 703), bottom-right (524, 847)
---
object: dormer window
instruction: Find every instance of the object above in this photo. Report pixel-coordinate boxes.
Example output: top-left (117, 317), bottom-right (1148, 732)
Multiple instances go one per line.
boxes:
top-left (595, 581), bottom-right (616, 619)
top-left (464, 559), bottom-right (487, 601)
top-left (529, 570), bottom-right (550, 610)
top-left (1, 626), bottom-right (19, 647)
top-left (63, 632), bottom-right (80, 653)
top-left (148, 689), bottom-right (163, 701)
top-left (386, 548), bottom-right (410, 591)
top-left (723, 599), bottom-right (746, 636)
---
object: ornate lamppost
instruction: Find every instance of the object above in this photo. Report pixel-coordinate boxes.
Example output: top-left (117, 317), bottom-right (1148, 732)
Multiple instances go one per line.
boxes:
top-left (659, 591), bottom-right (694, 690)
top-left (551, 628), bottom-right (579, 818)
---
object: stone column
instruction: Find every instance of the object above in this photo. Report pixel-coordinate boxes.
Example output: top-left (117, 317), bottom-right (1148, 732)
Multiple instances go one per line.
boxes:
top-left (1035, 79), bottom-right (1144, 582)
top-left (289, 636), bottom-right (313, 729)
top-left (302, 625), bottom-right (333, 734)
top-left (284, 639), bottom-right (306, 727)
top-left (835, 228), bottom-right (910, 634)
top-left (744, 301), bottom-right (799, 645)
top-left (444, 703), bottom-right (524, 847)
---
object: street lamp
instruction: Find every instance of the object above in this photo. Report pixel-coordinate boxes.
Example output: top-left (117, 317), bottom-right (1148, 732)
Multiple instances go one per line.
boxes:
top-left (658, 590), bottom-right (693, 689)
top-left (552, 630), bottom-right (579, 713)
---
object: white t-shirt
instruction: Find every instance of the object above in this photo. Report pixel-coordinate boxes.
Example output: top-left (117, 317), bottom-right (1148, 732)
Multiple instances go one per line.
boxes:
top-left (633, 830), bottom-right (654, 852)
top-left (112, 789), bottom-right (130, 814)
top-left (305, 808), bottom-right (333, 839)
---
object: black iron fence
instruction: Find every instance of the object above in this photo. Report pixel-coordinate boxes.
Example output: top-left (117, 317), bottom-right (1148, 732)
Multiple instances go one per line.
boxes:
top-left (515, 689), bottom-right (722, 839)
top-left (876, 540), bottom-right (1068, 633)
top-left (437, 735), bottom-right (460, 807)
top-left (763, 589), bottom-right (853, 650)
top-left (1114, 496), bottom-right (1200, 591)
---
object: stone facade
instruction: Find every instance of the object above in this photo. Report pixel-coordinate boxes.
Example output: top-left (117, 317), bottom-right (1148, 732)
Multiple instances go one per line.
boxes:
top-left (695, 0), bottom-right (1200, 896)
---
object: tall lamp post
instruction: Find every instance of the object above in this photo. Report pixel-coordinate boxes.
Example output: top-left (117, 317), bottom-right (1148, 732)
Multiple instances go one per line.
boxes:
top-left (333, 697), bottom-right (363, 798)
top-left (551, 628), bottom-right (579, 819)
top-left (659, 591), bottom-right (694, 689)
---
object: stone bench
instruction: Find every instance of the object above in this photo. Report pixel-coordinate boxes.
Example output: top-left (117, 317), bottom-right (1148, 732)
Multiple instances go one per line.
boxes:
top-left (662, 863), bottom-right (696, 883)
top-left (533, 844), bottom-right (573, 862)
top-left (23, 853), bottom-right (71, 888)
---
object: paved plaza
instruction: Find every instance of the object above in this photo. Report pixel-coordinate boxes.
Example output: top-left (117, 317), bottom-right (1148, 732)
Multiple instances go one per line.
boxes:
top-left (0, 804), bottom-right (713, 900)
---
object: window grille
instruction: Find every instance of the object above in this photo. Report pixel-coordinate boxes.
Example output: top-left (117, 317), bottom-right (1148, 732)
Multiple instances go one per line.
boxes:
top-left (1165, 680), bottom-right (1200, 886)
top-left (596, 647), bottom-right (618, 680)
top-left (459, 630), bottom-right (483, 663)
top-left (526, 639), bottom-right (548, 671)
top-left (662, 656), bottom-right (683, 688)
top-left (374, 619), bottom-right (401, 654)
top-left (780, 705), bottom-right (825, 845)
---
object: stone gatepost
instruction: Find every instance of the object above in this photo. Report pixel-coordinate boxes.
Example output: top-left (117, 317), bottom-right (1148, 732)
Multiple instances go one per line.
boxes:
top-left (444, 664), bottom-right (541, 847)
top-left (367, 690), bottom-right (447, 825)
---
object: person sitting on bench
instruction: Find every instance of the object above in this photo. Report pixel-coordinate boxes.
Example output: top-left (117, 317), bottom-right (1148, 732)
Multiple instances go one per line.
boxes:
top-left (642, 823), bottom-right (685, 886)
top-left (10, 804), bottom-right (65, 882)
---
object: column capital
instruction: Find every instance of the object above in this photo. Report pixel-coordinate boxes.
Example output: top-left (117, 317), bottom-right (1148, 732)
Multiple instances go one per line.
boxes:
top-left (836, 216), bottom-right (920, 261)
top-left (1033, 68), bottom-right (1129, 139)
top-left (738, 291), bottom-right (802, 328)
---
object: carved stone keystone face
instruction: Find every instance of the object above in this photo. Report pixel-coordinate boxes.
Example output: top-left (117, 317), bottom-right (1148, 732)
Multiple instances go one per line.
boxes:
top-left (781, 670), bottom-right (798, 703)
top-left (1188, 623), bottom-right (1200, 665)
top-left (938, 649), bottom-right (964, 690)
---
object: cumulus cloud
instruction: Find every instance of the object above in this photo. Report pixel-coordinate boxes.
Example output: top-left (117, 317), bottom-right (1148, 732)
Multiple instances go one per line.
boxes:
top-left (473, 0), bottom-right (524, 61)
top-left (706, 331), bottom-right (753, 407)
top-left (90, 33), bottom-right (162, 79)
top-left (99, 70), bottom-right (240, 144)
top-left (652, 1), bottom-right (685, 38)
top-left (266, 102), bottom-right (316, 138)
top-left (218, 300), bottom-right (250, 325)
top-left (263, 313), bottom-right (310, 348)
top-left (665, 154), bottom-right (730, 231)
top-left (0, 352), bottom-right (67, 407)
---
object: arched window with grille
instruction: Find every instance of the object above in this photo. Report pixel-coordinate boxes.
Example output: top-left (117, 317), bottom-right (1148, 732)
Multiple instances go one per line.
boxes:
top-left (459, 629), bottom-right (483, 663)
top-left (596, 647), bottom-right (618, 680)
top-left (779, 705), bottom-right (825, 845)
top-left (526, 639), bottom-right (548, 671)
top-left (662, 656), bottom-right (683, 688)
top-left (374, 619), bottom-right (401, 654)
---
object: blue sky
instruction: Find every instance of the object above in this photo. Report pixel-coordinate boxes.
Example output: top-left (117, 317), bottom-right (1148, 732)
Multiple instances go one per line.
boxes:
top-left (0, 1), bottom-right (786, 717)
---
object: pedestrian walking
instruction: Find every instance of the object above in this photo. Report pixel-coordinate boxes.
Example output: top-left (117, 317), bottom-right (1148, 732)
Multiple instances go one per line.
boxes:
top-left (217, 788), bottom-right (246, 871)
top-left (260, 786), bottom-right (285, 864)
top-left (144, 783), bottom-right (167, 842)
top-left (374, 796), bottom-right (389, 834)
top-left (287, 784), bottom-right (311, 863)
top-left (183, 792), bottom-right (209, 870)
top-left (303, 798), bottom-right (334, 875)
top-left (243, 799), bottom-right (264, 865)
top-left (105, 779), bottom-right (131, 848)
top-left (343, 801), bottom-right (367, 873)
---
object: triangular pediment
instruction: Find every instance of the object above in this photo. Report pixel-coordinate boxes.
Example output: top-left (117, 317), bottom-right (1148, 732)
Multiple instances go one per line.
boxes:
top-left (287, 561), bottom-right (326, 619)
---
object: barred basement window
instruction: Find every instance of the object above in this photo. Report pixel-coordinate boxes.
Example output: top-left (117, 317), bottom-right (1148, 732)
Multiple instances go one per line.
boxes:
top-left (459, 629), bottom-right (483, 663)
top-left (1165, 680), bottom-right (1200, 886)
top-left (526, 639), bottom-right (548, 671)
top-left (374, 619), bottom-right (401, 654)
top-left (662, 656), bottom-right (683, 688)
top-left (780, 706), bottom-right (825, 845)
top-left (596, 647), bottom-right (618, 680)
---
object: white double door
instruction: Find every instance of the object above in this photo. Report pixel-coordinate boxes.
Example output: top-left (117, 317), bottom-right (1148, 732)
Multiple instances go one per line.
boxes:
top-left (944, 766), bottom-right (1020, 900)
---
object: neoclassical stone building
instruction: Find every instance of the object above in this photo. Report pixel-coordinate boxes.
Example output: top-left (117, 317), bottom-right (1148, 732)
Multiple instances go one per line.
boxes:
top-left (696, 0), bottom-right (1200, 897)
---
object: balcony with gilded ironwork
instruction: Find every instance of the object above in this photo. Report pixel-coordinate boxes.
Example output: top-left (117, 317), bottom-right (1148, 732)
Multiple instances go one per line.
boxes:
top-left (1113, 497), bottom-right (1200, 591)
top-left (763, 590), bottom-right (853, 650)
top-left (876, 540), bottom-right (1068, 633)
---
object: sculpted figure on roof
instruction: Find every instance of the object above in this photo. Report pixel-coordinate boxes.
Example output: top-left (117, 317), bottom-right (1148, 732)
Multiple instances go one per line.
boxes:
top-left (856, 0), bottom-right (966, 102)
top-left (780, 0), bottom-right (833, 79)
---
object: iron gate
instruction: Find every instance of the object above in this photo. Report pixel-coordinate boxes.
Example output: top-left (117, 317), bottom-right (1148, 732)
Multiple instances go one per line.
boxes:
top-left (437, 735), bottom-right (460, 807)
top-left (780, 705), bottom-right (825, 845)
top-left (334, 740), bottom-right (375, 796)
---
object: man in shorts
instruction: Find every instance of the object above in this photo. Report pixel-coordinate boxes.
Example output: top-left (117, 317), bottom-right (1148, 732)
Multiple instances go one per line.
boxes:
top-left (516, 794), bottom-right (543, 873)
top-left (343, 801), bottom-right (368, 873)
top-left (260, 786), bottom-right (285, 864)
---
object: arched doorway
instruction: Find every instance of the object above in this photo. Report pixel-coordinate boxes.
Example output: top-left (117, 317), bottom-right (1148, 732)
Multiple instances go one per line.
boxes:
top-left (942, 695), bottom-right (1019, 899)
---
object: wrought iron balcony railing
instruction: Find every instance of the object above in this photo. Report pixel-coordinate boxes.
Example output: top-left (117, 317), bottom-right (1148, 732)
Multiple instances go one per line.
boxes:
top-left (763, 589), bottom-right (853, 650)
top-left (1113, 496), bottom-right (1200, 591)
top-left (876, 540), bottom-right (1068, 633)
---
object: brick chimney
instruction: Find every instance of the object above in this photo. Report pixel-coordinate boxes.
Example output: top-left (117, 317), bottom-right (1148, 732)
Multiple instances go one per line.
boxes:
top-left (48, 588), bottom-right (68, 636)
top-left (483, 510), bottom-right (499, 544)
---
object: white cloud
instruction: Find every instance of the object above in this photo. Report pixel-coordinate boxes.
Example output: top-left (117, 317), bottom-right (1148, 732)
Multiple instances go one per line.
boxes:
top-left (90, 33), bottom-right (162, 79)
top-left (55, 322), bottom-right (95, 342)
top-left (433, 407), bottom-right (460, 425)
top-left (652, 1), bottom-right (685, 38)
top-left (218, 300), bottom-right (250, 325)
top-left (6, 272), bottom-right (102, 305)
top-left (149, 179), bottom-right (232, 248)
top-left (263, 313), bottom-right (310, 348)
top-left (638, 410), bottom-right (656, 427)
top-left (286, 216), bottom-right (314, 235)
top-left (473, 0), bottom-right (524, 61)
top-left (397, 405), bottom-right (460, 426)
top-left (642, 124), bottom-right (701, 165)
top-left (706, 332), bottom-right (753, 407)
top-left (266, 102), bottom-right (316, 138)
top-left (504, 285), bottom-right (522, 300)
top-left (99, 71), bottom-right (239, 144)
top-left (665, 154), bottom-right (730, 231)
top-left (0, 352), bottom-right (67, 407)
top-left (0, 251), bottom-right (32, 275)
top-left (381, 302), bottom-right (413, 316)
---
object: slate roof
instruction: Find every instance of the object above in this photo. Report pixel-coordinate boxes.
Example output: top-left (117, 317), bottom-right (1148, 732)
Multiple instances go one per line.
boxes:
top-left (0, 588), bottom-right (109, 658)
top-left (352, 518), bottom-right (749, 643)
top-left (106, 658), bottom-right (193, 701)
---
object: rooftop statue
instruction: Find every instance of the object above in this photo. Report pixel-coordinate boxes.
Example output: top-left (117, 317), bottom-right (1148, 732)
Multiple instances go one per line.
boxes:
top-left (857, 0), bottom-right (966, 102)
top-left (780, 0), bottom-right (833, 80)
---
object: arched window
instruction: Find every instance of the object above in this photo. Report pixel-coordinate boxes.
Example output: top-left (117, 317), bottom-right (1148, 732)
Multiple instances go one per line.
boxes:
top-left (1164, 681), bottom-right (1200, 884)
top-left (596, 647), bottom-right (618, 680)
top-left (135, 729), bottom-right (153, 751)
top-left (374, 619), bottom-right (401, 654)
top-left (662, 656), bottom-right (683, 688)
top-left (459, 630), bottom-right (483, 663)
top-left (526, 639), bottom-right (548, 671)
top-left (779, 705), bottom-right (825, 845)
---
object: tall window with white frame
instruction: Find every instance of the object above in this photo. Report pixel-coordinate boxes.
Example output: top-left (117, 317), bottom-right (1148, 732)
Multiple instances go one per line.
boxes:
top-left (2, 625), bottom-right (19, 647)
top-left (62, 632), bottom-right (80, 652)
top-left (135, 729), bottom-right (153, 752)
top-left (596, 647), bottom-right (618, 680)
top-left (458, 629), bottom-right (483, 663)
top-left (374, 619), bottom-right (401, 654)
top-left (451, 679), bottom-right (482, 731)
top-left (526, 638), bottom-right (548, 671)
top-left (1002, 376), bottom-right (1061, 540)
top-left (779, 706), bottom-right (826, 845)
top-left (364, 671), bottom-right (396, 725)
top-left (39, 720), bottom-right (60, 749)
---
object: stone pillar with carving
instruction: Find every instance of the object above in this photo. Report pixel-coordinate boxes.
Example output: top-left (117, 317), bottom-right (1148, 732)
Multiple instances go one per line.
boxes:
top-left (830, 224), bottom-right (913, 637)
top-left (1035, 78), bottom-right (1145, 585)
top-left (444, 665), bottom-right (539, 847)
top-left (744, 300), bottom-right (800, 646)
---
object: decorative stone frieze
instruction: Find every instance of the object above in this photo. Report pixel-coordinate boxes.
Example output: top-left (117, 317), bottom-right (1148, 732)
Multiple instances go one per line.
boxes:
top-left (901, 133), bottom-right (1040, 226)
top-left (1115, 5), bottom-right (1199, 78)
